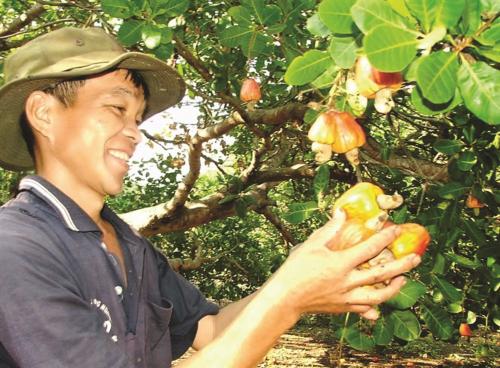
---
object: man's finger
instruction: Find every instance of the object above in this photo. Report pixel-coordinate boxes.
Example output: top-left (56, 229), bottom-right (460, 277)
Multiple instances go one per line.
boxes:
top-left (340, 225), bottom-right (401, 268)
top-left (306, 208), bottom-right (346, 246)
top-left (359, 308), bottom-right (380, 320)
top-left (345, 253), bottom-right (421, 288)
top-left (345, 276), bottom-right (407, 305)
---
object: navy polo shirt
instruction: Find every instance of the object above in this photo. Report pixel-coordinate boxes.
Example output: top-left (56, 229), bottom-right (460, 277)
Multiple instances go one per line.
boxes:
top-left (0, 176), bottom-right (218, 368)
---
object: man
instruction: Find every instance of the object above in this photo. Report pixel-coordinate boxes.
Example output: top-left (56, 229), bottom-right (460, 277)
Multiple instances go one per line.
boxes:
top-left (0, 27), bottom-right (420, 367)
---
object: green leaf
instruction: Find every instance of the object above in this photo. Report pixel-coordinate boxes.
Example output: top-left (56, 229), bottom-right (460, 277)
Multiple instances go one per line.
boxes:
top-left (388, 310), bottom-right (421, 341)
top-left (457, 151), bottom-right (478, 171)
top-left (432, 275), bottom-right (463, 303)
top-left (416, 51), bottom-right (459, 104)
top-left (477, 44), bottom-right (500, 63)
top-left (445, 253), bottom-right (481, 269)
top-left (417, 25), bottom-right (447, 53)
top-left (328, 36), bottom-right (358, 68)
top-left (159, 27), bottom-right (173, 44)
top-left (433, 139), bottom-right (464, 154)
top-left (391, 205), bottom-right (408, 224)
top-left (373, 316), bottom-right (394, 346)
top-left (344, 326), bottom-right (375, 351)
top-left (467, 310), bottom-right (477, 324)
top-left (434, 0), bottom-right (465, 28)
top-left (307, 13), bottom-right (331, 37)
top-left (117, 20), bottom-right (143, 47)
top-left (311, 64), bottom-right (339, 89)
top-left (304, 108), bottom-right (320, 125)
top-left (364, 24), bottom-right (418, 72)
top-left (284, 50), bottom-right (333, 86)
top-left (432, 252), bottom-right (447, 275)
top-left (474, 18), bottom-right (500, 46)
top-left (283, 201), bottom-right (318, 224)
top-left (351, 0), bottom-right (411, 33)
top-left (228, 6), bottom-right (253, 25)
top-left (457, 60), bottom-right (500, 125)
top-left (242, 0), bottom-right (282, 26)
top-left (153, 43), bottom-right (172, 60)
top-left (461, 218), bottom-right (487, 247)
top-left (101, 0), bottom-right (137, 18)
top-left (405, 0), bottom-right (437, 33)
top-left (463, 0), bottom-right (481, 36)
top-left (151, 0), bottom-right (189, 17)
top-left (318, 0), bottom-right (356, 34)
top-left (447, 303), bottom-right (463, 313)
top-left (411, 87), bottom-right (462, 116)
top-left (437, 182), bottom-right (468, 199)
top-left (313, 164), bottom-right (330, 197)
top-left (141, 24), bottom-right (162, 49)
top-left (385, 279), bottom-right (427, 309)
top-left (261, 5), bottom-right (283, 26)
top-left (387, 0), bottom-right (412, 17)
top-left (266, 23), bottom-right (287, 34)
top-left (480, 0), bottom-right (500, 14)
top-left (240, 30), bottom-right (270, 58)
top-left (219, 26), bottom-right (253, 48)
top-left (420, 304), bottom-right (454, 339)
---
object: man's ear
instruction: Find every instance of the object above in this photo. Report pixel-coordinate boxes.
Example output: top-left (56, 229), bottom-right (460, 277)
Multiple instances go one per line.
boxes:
top-left (24, 91), bottom-right (56, 139)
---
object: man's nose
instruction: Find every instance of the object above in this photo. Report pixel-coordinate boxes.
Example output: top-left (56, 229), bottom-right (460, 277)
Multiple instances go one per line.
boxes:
top-left (123, 118), bottom-right (143, 145)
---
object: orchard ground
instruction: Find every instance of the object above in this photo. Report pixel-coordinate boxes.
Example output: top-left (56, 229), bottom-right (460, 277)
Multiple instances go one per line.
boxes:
top-left (176, 319), bottom-right (499, 367)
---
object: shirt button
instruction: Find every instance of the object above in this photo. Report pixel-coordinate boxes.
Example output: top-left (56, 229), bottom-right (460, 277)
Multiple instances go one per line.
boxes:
top-left (111, 335), bottom-right (118, 342)
top-left (115, 286), bottom-right (123, 296)
top-left (136, 357), bottom-right (142, 363)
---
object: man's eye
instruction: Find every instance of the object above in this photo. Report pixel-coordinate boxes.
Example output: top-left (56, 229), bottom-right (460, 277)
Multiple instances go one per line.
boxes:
top-left (111, 105), bottom-right (126, 113)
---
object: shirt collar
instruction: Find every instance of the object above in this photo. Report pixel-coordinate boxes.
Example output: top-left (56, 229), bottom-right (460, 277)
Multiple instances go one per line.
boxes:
top-left (19, 175), bottom-right (103, 233)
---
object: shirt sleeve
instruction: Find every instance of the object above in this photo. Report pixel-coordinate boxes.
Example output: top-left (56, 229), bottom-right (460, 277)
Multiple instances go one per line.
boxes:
top-left (156, 251), bottom-right (219, 359)
top-left (0, 214), bottom-right (132, 368)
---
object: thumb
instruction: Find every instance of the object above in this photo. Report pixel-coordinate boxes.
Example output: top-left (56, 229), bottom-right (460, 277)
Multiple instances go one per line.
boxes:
top-left (306, 208), bottom-right (347, 248)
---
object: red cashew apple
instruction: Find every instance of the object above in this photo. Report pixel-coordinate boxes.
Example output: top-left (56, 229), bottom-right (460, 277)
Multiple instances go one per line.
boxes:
top-left (388, 223), bottom-right (431, 259)
top-left (240, 78), bottom-right (261, 102)
top-left (459, 323), bottom-right (472, 337)
top-left (332, 182), bottom-right (403, 222)
top-left (308, 110), bottom-right (366, 152)
top-left (354, 55), bottom-right (403, 99)
top-left (308, 110), bottom-right (366, 166)
top-left (465, 194), bottom-right (485, 209)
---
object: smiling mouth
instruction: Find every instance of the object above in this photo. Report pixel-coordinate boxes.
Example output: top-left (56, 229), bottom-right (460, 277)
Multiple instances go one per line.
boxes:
top-left (108, 149), bottom-right (131, 163)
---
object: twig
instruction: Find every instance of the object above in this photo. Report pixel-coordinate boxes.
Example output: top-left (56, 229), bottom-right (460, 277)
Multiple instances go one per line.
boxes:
top-left (0, 18), bottom-right (78, 40)
top-left (256, 206), bottom-right (297, 246)
top-left (0, 4), bottom-right (46, 37)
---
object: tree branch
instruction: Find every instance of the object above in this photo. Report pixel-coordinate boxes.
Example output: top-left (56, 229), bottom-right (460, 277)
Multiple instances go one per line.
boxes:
top-left (173, 35), bottom-right (249, 119)
top-left (0, 4), bottom-right (46, 37)
top-left (361, 138), bottom-right (449, 183)
top-left (255, 206), bottom-right (298, 246)
top-left (120, 184), bottom-right (274, 236)
top-left (119, 163), bottom-right (354, 235)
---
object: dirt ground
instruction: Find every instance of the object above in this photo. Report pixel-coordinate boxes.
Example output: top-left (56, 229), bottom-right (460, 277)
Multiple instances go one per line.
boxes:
top-left (175, 324), bottom-right (499, 367)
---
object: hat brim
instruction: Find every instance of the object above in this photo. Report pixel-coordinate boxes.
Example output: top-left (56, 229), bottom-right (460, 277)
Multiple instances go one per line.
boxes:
top-left (0, 52), bottom-right (185, 171)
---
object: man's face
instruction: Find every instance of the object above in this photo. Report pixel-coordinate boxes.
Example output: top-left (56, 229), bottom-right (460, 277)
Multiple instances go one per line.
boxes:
top-left (44, 69), bottom-right (146, 197)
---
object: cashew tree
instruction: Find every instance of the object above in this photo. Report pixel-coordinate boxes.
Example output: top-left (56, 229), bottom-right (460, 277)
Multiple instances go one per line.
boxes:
top-left (0, 0), bottom-right (498, 352)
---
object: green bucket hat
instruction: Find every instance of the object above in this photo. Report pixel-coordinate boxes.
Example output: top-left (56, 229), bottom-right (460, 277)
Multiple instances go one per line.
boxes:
top-left (0, 27), bottom-right (185, 171)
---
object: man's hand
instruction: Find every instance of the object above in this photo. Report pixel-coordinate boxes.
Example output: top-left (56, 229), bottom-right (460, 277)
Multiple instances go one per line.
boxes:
top-left (183, 210), bottom-right (422, 368)
top-left (271, 209), bottom-right (421, 320)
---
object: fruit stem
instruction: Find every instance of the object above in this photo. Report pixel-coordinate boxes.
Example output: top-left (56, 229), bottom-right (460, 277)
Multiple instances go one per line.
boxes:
top-left (416, 182), bottom-right (428, 216)
top-left (355, 164), bottom-right (363, 183)
top-left (327, 70), bottom-right (347, 109)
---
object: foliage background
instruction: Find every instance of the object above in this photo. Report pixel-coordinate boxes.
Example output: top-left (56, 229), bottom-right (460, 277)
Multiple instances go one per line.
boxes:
top-left (0, 0), bottom-right (498, 353)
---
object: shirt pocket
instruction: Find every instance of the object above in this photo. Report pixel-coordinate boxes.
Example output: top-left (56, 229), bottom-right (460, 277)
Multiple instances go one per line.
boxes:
top-left (146, 298), bottom-right (173, 366)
